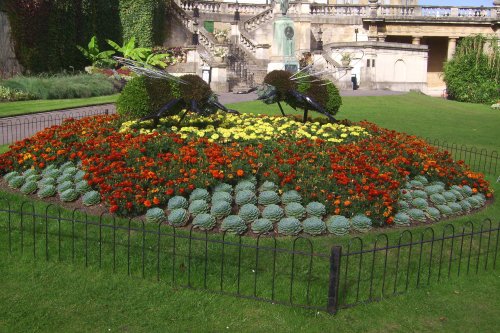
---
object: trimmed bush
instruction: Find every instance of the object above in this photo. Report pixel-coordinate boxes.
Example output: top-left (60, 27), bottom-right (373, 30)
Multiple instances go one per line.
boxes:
top-left (302, 217), bottom-right (326, 236)
top-left (277, 217), bottom-right (302, 236)
top-left (221, 215), bottom-right (247, 235)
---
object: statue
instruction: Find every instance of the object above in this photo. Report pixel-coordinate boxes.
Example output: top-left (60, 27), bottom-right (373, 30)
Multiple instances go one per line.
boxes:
top-left (280, 0), bottom-right (289, 16)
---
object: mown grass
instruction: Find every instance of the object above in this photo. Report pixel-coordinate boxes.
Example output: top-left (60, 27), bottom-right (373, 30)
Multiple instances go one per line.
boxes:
top-left (0, 94), bottom-right (118, 118)
top-left (227, 92), bottom-right (500, 152)
top-left (1, 92), bottom-right (499, 331)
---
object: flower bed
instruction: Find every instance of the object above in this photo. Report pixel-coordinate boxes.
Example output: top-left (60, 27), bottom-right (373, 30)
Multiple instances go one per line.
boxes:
top-left (0, 113), bottom-right (492, 235)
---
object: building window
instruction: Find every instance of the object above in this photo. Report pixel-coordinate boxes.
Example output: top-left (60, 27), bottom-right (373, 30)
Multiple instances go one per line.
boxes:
top-left (372, 59), bottom-right (376, 67)
top-left (367, 59), bottom-right (371, 67)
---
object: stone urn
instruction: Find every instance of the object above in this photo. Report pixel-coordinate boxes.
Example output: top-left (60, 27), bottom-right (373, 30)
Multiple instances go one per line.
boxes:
top-left (213, 56), bottom-right (224, 63)
top-left (216, 36), bottom-right (226, 44)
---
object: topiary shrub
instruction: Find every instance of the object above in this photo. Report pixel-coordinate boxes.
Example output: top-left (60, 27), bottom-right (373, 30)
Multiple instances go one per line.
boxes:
top-left (306, 202), bottom-right (326, 218)
top-left (350, 214), bottom-right (372, 232)
top-left (238, 204), bottom-right (260, 224)
top-left (188, 200), bottom-right (209, 216)
top-left (60, 188), bottom-right (79, 202)
top-left (168, 196), bottom-right (189, 210)
top-left (57, 181), bottom-right (73, 194)
top-left (394, 212), bottom-right (411, 226)
top-left (116, 76), bottom-right (178, 120)
top-left (430, 193), bottom-right (447, 205)
top-left (258, 191), bottom-right (280, 206)
top-left (20, 181), bottom-right (38, 195)
top-left (145, 207), bottom-right (166, 223)
top-left (284, 202), bottom-right (306, 220)
top-left (82, 191), bottom-right (101, 206)
top-left (8, 176), bottom-right (25, 189)
top-left (235, 190), bottom-right (257, 206)
top-left (221, 215), bottom-right (247, 235)
top-left (210, 201), bottom-right (232, 219)
top-left (251, 218), bottom-right (274, 234)
top-left (235, 180), bottom-right (256, 193)
top-left (408, 208), bottom-right (426, 222)
top-left (213, 183), bottom-right (232, 193)
top-left (326, 215), bottom-right (350, 236)
top-left (189, 188), bottom-right (210, 203)
top-left (302, 217), bottom-right (326, 236)
top-left (192, 213), bottom-right (217, 230)
top-left (411, 197), bottom-right (428, 209)
top-left (168, 208), bottom-right (189, 227)
top-left (277, 217), bottom-right (302, 236)
top-left (212, 191), bottom-right (232, 204)
top-left (426, 207), bottom-right (441, 221)
top-left (281, 190), bottom-right (302, 204)
top-left (38, 185), bottom-right (57, 198)
top-left (262, 204), bottom-right (284, 222)
top-left (262, 70), bottom-right (297, 102)
top-left (258, 181), bottom-right (278, 192)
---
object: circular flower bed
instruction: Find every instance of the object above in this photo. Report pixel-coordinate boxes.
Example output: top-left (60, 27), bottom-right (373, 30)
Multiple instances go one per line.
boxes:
top-left (0, 113), bottom-right (492, 236)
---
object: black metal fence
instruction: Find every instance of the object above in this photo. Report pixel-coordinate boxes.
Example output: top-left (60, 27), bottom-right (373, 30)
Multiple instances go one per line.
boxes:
top-left (0, 106), bottom-right (115, 145)
top-left (0, 199), bottom-right (498, 314)
top-left (425, 138), bottom-right (498, 176)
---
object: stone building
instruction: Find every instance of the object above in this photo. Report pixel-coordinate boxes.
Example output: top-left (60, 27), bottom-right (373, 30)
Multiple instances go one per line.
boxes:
top-left (167, 0), bottom-right (500, 95)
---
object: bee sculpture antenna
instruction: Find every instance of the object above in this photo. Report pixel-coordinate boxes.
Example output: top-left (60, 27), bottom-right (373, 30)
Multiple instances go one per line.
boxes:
top-left (113, 56), bottom-right (188, 85)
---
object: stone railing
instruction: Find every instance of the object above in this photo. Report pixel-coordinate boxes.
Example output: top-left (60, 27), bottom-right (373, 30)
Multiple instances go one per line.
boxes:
top-left (310, 4), bottom-right (367, 16)
top-left (180, 1), bottom-right (270, 16)
top-left (244, 6), bottom-right (274, 32)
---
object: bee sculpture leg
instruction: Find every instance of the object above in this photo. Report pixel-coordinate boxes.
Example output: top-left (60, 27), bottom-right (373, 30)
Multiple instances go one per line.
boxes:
top-left (276, 101), bottom-right (287, 116)
top-left (140, 98), bottom-right (183, 126)
top-left (288, 90), bottom-right (337, 123)
top-left (210, 100), bottom-right (240, 115)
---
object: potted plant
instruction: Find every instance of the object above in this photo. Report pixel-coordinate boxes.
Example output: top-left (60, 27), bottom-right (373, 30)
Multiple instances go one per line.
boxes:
top-left (213, 29), bottom-right (229, 44)
top-left (213, 47), bottom-right (228, 63)
top-left (341, 52), bottom-right (351, 67)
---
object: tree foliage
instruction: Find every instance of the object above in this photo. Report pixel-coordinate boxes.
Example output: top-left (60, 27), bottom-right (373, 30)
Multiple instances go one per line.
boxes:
top-left (443, 35), bottom-right (500, 104)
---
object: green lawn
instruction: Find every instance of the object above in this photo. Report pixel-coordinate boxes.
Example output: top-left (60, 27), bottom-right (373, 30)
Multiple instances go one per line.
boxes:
top-left (1, 93), bottom-right (500, 332)
top-left (227, 92), bottom-right (500, 153)
top-left (0, 94), bottom-right (118, 118)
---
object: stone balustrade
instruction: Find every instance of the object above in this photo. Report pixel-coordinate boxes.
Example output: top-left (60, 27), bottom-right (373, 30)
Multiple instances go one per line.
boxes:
top-left (244, 7), bottom-right (273, 32)
top-left (180, 1), bottom-right (270, 16)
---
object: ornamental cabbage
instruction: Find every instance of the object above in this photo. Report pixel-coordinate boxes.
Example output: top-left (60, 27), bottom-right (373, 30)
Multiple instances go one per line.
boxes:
top-left (189, 188), bottom-right (211, 202)
top-left (258, 181), bottom-right (278, 192)
top-left (192, 213), bottom-right (217, 230)
top-left (188, 200), bottom-right (209, 216)
top-left (8, 176), bottom-right (25, 189)
top-left (20, 181), bottom-right (38, 195)
top-left (238, 204), bottom-right (260, 224)
top-left (251, 218), bottom-right (274, 234)
top-left (145, 207), bottom-right (166, 223)
top-left (60, 188), bottom-right (79, 202)
top-left (82, 190), bottom-right (101, 206)
top-left (168, 196), bottom-right (189, 210)
top-left (393, 212), bottom-right (411, 226)
top-left (326, 215), bottom-right (350, 236)
top-left (211, 200), bottom-right (233, 219)
top-left (302, 217), bottom-right (326, 236)
top-left (426, 207), bottom-right (441, 221)
top-left (212, 191), bottom-right (232, 204)
top-left (258, 191), bottom-right (280, 206)
top-left (235, 180), bottom-right (256, 193)
top-left (407, 208), bottom-right (426, 222)
top-left (221, 215), bottom-right (247, 235)
top-left (306, 202), bottom-right (326, 218)
top-left (350, 214), bottom-right (372, 232)
top-left (168, 208), bottom-right (189, 227)
top-left (281, 190), bottom-right (302, 204)
top-left (284, 202), bottom-right (306, 219)
top-left (262, 204), bottom-right (284, 222)
top-left (38, 185), bottom-right (57, 198)
top-left (235, 190), bottom-right (257, 206)
top-left (277, 217), bottom-right (302, 236)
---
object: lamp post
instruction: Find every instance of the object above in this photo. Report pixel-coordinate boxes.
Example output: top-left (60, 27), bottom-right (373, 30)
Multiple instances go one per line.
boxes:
top-left (355, 28), bottom-right (358, 42)
top-left (192, 19), bottom-right (199, 45)
top-left (234, 1), bottom-right (240, 21)
top-left (317, 27), bottom-right (323, 51)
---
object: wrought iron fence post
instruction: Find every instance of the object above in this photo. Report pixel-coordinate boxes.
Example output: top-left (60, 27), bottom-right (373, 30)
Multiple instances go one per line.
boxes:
top-left (327, 245), bottom-right (342, 314)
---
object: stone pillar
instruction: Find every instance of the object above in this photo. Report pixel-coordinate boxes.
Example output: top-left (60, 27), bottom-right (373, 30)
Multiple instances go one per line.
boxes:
top-left (447, 37), bottom-right (457, 60)
top-left (412, 36), bottom-right (421, 45)
top-left (368, 0), bottom-right (379, 18)
top-left (210, 64), bottom-right (229, 93)
top-left (495, 0), bottom-right (500, 18)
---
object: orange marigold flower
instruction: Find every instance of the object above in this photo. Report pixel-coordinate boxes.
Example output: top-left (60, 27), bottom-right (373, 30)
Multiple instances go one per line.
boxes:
top-left (343, 200), bottom-right (351, 207)
top-left (236, 169), bottom-right (244, 177)
top-left (153, 197), bottom-right (160, 205)
top-left (144, 200), bottom-right (152, 208)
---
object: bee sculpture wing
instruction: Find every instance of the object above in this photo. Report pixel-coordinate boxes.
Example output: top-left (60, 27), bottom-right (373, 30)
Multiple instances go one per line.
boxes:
top-left (113, 56), bottom-right (187, 85)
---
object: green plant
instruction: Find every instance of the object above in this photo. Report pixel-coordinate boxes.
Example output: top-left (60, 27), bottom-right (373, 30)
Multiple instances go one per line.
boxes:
top-left (119, 0), bottom-right (165, 48)
top-left (399, 189), bottom-right (412, 201)
top-left (235, 180), bottom-right (255, 193)
top-left (107, 37), bottom-right (150, 61)
top-left (306, 202), bottom-right (326, 218)
top-left (57, 181), bottom-right (73, 194)
top-left (210, 201), bottom-right (232, 219)
top-left (60, 188), bottom-right (79, 202)
top-left (413, 175), bottom-right (429, 185)
top-left (3, 171), bottom-right (19, 182)
top-left (284, 203), bottom-right (306, 220)
top-left (258, 191), bottom-right (280, 206)
top-left (192, 213), bottom-right (216, 230)
top-left (82, 191), bottom-right (101, 207)
top-left (213, 183), bottom-right (232, 193)
top-left (407, 208), bottom-right (426, 222)
top-left (57, 174), bottom-right (73, 184)
top-left (458, 199), bottom-right (472, 212)
top-left (8, 176), bottom-right (25, 189)
top-left (251, 218), bottom-right (274, 234)
top-left (277, 217), bottom-right (302, 236)
top-left (430, 193), bottom-right (447, 205)
top-left (44, 169), bottom-right (62, 179)
top-left (448, 202), bottom-right (463, 214)
top-left (116, 76), bottom-right (178, 120)
top-left (302, 217), bottom-right (326, 236)
top-left (436, 204), bottom-right (453, 216)
top-left (37, 185), bottom-right (57, 199)
top-left (38, 178), bottom-right (56, 187)
top-left (0, 86), bottom-right (36, 102)
top-left (189, 188), bottom-right (211, 203)
top-left (75, 180), bottom-right (91, 194)
top-left (20, 181), bottom-right (38, 195)
top-left (235, 190), bottom-right (257, 206)
top-left (167, 196), bottom-right (189, 210)
top-left (258, 181), bottom-right (278, 192)
top-left (450, 189), bottom-right (464, 201)
top-left (238, 204), bottom-right (260, 224)
top-left (443, 191), bottom-right (457, 202)
top-left (409, 180), bottom-right (424, 189)
top-left (444, 35), bottom-right (500, 104)
top-left (393, 212), bottom-right (411, 226)
top-left (220, 215), bottom-right (247, 235)
top-left (145, 207), bottom-right (166, 223)
top-left (350, 214), bottom-right (372, 232)
top-left (424, 185), bottom-right (444, 195)
top-left (397, 200), bottom-right (410, 212)
top-left (211, 192), bottom-right (232, 204)
top-left (281, 190), bottom-right (302, 204)
top-left (326, 215), bottom-right (350, 235)
top-left (168, 208), bottom-right (189, 227)
top-left (77, 36), bottom-right (116, 67)
top-left (411, 197), bottom-right (428, 209)
top-left (261, 204), bottom-right (284, 222)
top-left (411, 190), bottom-right (428, 200)
top-left (63, 167), bottom-right (78, 176)
top-left (188, 200), bottom-right (209, 216)
top-left (426, 207), bottom-right (441, 221)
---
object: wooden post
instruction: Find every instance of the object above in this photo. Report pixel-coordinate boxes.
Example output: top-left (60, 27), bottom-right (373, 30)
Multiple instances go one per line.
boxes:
top-left (327, 245), bottom-right (342, 314)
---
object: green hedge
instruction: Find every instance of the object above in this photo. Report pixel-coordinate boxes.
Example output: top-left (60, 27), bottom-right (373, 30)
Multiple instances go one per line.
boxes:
top-left (5, 0), bottom-right (164, 73)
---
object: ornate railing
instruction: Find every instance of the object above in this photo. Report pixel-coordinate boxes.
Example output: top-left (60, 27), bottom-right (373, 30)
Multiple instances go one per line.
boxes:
top-left (180, 0), bottom-right (270, 16)
top-left (244, 6), bottom-right (274, 32)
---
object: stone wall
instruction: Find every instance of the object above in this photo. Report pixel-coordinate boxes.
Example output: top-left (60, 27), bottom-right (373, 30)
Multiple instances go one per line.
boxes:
top-left (0, 11), bottom-right (22, 78)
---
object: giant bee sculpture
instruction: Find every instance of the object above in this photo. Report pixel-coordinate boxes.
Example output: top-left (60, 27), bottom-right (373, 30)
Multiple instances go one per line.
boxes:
top-left (115, 57), bottom-right (239, 126)
top-left (257, 69), bottom-right (342, 123)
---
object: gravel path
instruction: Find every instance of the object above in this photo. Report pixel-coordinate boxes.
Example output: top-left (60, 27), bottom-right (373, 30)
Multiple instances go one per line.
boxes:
top-left (0, 90), bottom-right (404, 145)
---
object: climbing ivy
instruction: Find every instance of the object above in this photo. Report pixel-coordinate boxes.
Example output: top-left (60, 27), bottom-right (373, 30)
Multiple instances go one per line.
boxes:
top-left (119, 0), bottom-right (165, 48)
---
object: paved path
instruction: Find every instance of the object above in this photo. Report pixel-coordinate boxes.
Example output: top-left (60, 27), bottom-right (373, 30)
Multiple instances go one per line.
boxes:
top-left (0, 89), bottom-right (404, 145)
